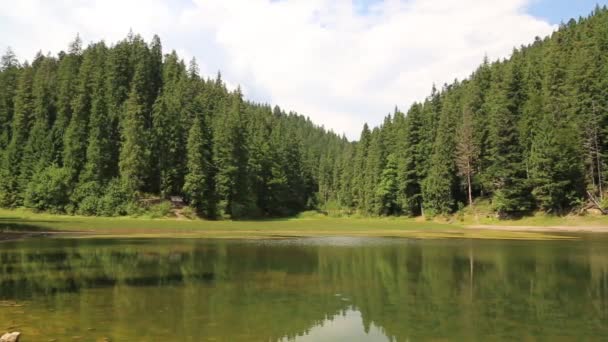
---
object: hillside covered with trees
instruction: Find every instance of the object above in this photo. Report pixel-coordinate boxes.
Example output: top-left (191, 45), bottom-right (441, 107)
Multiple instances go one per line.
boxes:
top-left (1, 7), bottom-right (607, 219)
top-left (0, 32), bottom-right (348, 218)
top-left (318, 6), bottom-right (608, 218)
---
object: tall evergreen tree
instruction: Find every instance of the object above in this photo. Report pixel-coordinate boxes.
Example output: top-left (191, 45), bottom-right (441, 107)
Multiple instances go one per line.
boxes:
top-left (0, 48), bottom-right (20, 151)
top-left (422, 86), bottom-right (459, 215)
top-left (20, 55), bottom-right (57, 195)
top-left (0, 64), bottom-right (34, 206)
top-left (214, 89), bottom-right (253, 218)
top-left (119, 56), bottom-right (152, 197)
top-left (51, 36), bottom-right (82, 164)
top-left (184, 110), bottom-right (214, 217)
top-left (485, 61), bottom-right (531, 216)
top-left (396, 104), bottom-right (424, 215)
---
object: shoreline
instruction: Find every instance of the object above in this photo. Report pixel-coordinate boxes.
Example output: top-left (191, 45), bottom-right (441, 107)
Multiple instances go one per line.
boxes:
top-left (467, 225), bottom-right (608, 233)
top-left (0, 225), bottom-right (597, 242)
top-left (3, 208), bottom-right (608, 242)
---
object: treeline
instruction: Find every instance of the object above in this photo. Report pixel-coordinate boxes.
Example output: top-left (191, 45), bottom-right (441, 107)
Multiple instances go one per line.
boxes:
top-left (0, 32), bottom-right (348, 218)
top-left (318, 6), bottom-right (608, 217)
top-left (2, 8), bottom-right (608, 219)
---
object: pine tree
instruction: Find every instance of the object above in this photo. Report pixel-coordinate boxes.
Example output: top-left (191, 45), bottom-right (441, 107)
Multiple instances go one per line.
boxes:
top-left (530, 31), bottom-right (585, 212)
top-left (119, 56), bottom-right (152, 197)
top-left (214, 89), bottom-right (253, 218)
top-left (20, 55), bottom-right (57, 197)
top-left (63, 45), bottom-right (100, 179)
top-left (363, 127), bottom-right (386, 215)
top-left (337, 142), bottom-right (355, 209)
top-left (0, 48), bottom-right (20, 151)
top-left (376, 153), bottom-right (399, 215)
top-left (51, 36), bottom-right (82, 164)
top-left (567, 20), bottom-right (606, 198)
top-left (351, 124), bottom-right (371, 211)
top-left (184, 112), bottom-right (212, 217)
top-left (485, 61), bottom-right (531, 216)
top-left (80, 43), bottom-right (111, 184)
top-left (396, 104), bottom-right (424, 215)
top-left (0, 64), bottom-right (34, 206)
top-left (422, 87), bottom-right (459, 215)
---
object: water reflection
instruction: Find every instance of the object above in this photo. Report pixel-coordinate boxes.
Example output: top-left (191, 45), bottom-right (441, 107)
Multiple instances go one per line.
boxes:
top-left (0, 237), bottom-right (607, 341)
top-left (281, 309), bottom-right (389, 342)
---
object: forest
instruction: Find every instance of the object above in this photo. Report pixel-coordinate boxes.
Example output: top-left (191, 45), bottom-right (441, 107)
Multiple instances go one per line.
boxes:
top-left (0, 7), bottom-right (607, 219)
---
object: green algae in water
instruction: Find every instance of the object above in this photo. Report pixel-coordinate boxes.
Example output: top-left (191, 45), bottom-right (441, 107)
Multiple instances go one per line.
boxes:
top-left (1, 236), bottom-right (607, 341)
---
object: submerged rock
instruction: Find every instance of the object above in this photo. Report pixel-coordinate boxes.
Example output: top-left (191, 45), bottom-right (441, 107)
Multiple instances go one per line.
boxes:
top-left (0, 332), bottom-right (20, 342)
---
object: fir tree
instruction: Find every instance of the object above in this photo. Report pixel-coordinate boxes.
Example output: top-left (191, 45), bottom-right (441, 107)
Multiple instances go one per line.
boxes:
top-left (0, 48), bottom-right (20, 151)
top-left (184, 112), bottom-right (213, 217)
top-left (119, 56), bottom-right (152, 197)
top-left (0, 64), bottom-right (34, 206)
top-left (485, 62), bottom-right (531, 216)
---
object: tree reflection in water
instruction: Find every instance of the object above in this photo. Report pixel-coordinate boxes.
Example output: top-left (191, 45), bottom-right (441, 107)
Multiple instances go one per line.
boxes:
top-left (0, 237), bottom-right (607, 341)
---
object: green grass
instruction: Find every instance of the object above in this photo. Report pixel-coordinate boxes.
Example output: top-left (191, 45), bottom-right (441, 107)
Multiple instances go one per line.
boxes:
top-left (0, 208), bottom-right (579, 240)
top-left (454, 198), bottom-right (608, 227)
top-left (0, 208), bottom-right (448, 232)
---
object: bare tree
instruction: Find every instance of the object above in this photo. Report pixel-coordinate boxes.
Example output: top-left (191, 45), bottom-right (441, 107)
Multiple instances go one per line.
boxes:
top-left (583, 101), bottom-right (603, 200)
top-left (456, 108), bottom-right (478, 206)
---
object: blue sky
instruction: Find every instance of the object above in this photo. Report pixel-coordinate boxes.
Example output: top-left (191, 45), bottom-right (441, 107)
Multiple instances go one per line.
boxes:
top-left (0, 0), bottom-right (604, 139)
top-left (528, 0), bottom-right (607, 23)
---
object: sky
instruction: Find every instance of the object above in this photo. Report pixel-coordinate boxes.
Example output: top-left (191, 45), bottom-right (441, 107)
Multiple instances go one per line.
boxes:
top-left (0, 0), bottom-right (606, 139)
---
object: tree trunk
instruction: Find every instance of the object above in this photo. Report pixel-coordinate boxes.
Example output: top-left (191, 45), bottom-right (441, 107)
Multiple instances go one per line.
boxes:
top-left (467, 160), bottom-right (473, 207)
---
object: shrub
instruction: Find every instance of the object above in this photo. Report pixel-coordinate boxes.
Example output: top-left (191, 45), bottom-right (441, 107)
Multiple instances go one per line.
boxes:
top-left (24, 166), bottom-right (71, 213)
top-left (148, 201), bottom-right (172, 218)
top-left (180, 206), bottom-right (196, 219)
top-left (97, 179), bottom-right (129, 216)
top-left (71, 180), bottom-right (103, 216)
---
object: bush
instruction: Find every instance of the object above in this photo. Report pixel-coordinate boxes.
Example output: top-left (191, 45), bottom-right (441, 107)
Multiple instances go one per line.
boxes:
top-left (71, 180), bottom-right (103, 216)
top-left (97, 179), bottom-right (129, 216)
top-left (24, 166), bottom-right (71, 213)
top-left (180, 206), bottom-right (197, 219)
top-left (296, 210), bottom-right (328, 219)
top-left (148, 201), bottom-right (172, 218)
top-left (126, 201), bottom-right (146, 216)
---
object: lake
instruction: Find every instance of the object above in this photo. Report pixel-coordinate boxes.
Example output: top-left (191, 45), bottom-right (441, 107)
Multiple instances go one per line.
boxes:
top-left (1, 236), bottom-right (607, 341)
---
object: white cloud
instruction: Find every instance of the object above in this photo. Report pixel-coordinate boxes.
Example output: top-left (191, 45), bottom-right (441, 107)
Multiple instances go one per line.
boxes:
top-left (0, 0), bottom-right (556, 139)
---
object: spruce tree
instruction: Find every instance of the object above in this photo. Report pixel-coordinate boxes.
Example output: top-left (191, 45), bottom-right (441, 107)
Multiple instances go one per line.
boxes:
top-left (351, 124), bottom-right (371, 211)
top-left (51, 36), bottom-right (82, 164)
top-left (396, 104), bottom-right (424, 215)
top-left (152, 51), bottom-right (187, 197)
top-left (183, 113), bottom-right (211, 216)
top-left (214, 89), bottom-right (253, 218)
top-left (119, 57), bottom-right (152, 197)
top-left (0, 64), bottom-right (34, 206)
top-left (363, 127), bottom-right (386, 215)
top-left (530, 31), bottom-right (585, 212)
top-left (485, 62), bottom-right (531, 216)
top-left (376, 153), bottom-right (399, 215)
top-left (0, 48), bottom-right (20, 151)
top-left (80, 43), bottom-right (111, 184)
top-left (20, 55), bottom-right (57, 200)
top-left (422, 87), bottom-right (459, 216)
top-left (63, 46), bottom-right (100, 179)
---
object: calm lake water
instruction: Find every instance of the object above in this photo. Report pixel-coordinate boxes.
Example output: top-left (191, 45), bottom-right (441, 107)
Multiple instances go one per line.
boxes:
top-left (1, 236), bottom-right (608, 341)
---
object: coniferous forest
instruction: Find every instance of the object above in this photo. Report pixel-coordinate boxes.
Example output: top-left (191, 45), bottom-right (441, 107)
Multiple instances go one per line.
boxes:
top-left (1, 7), bottom-right (608, 219)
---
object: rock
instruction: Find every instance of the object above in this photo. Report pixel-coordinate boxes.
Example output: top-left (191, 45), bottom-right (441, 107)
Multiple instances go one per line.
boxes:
top-left (0, 332), bottom-right (21, 342)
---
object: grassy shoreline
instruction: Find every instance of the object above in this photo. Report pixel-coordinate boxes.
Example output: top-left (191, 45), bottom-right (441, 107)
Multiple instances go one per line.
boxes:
top-left (2, 208), bottom-right (605, 241)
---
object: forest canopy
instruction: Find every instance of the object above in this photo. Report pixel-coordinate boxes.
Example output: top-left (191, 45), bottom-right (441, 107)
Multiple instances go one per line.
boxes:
top-left (1, 7), bottom-right (607, 219)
